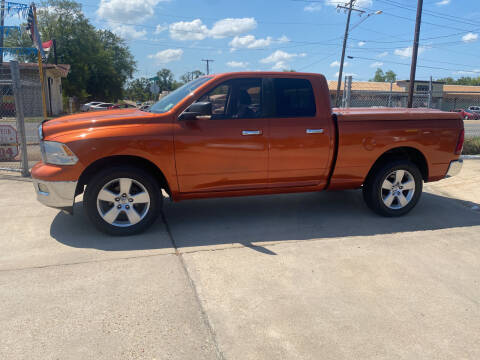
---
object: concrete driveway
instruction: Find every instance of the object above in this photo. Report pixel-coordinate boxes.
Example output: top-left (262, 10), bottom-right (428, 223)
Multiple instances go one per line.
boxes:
top-left (1, 161), bottom-right (479, 359)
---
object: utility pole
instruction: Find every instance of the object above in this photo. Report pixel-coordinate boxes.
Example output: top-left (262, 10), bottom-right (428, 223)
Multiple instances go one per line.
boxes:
top-left (202, 59), bottom-right (214, 75)
top-left (53, 38), bottom-right (58, 65)
top-left (407, 0), bottom-right (423, 108)
top-left (335, 1), bottom-right (364, 107)
top-left (0, 0), bottom-right (5, 64)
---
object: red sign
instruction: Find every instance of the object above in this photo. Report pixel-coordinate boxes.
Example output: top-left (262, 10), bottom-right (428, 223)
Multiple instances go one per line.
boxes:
top-left (0, 125), bottom-right (18, 160)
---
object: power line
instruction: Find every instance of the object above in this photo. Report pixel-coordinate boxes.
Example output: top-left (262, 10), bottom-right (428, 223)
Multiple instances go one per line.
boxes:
top-left (347, 55), bottom-right (480, 74)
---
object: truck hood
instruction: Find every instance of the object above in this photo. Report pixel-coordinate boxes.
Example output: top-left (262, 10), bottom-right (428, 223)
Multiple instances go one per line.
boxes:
top-left (334, 107), bottom-right (462, 122)
top-left (42, 109), bottom-right (161, 139)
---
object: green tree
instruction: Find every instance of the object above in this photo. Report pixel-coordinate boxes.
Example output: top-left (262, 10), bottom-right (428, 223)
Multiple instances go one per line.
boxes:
top-left (180, 70), bottom-right (204, 83)
top-left (5, 0), bottom-right (136, 101)
top-left (437, 76), bottom-right (480, 86)
top-left (370, 68), bottom-right (397, 82)
top-left (156, 69), bottom-right (175, 92)
top-left (124, 78), bottom-right (154, 102)
top-left (385, 70), bottom-right (397, 82)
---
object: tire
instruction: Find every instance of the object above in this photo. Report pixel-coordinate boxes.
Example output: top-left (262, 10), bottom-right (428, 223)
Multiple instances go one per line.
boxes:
top-left (84, 166), bottom-right (162, 236)
top-left (363, 160), bottom-right (423, 217)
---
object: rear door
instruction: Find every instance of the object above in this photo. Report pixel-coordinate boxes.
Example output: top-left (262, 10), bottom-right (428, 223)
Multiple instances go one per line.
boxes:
top-left (267, 77), bottom-right (333, 188)
top-left (174, 77), bottom-right (269, 193)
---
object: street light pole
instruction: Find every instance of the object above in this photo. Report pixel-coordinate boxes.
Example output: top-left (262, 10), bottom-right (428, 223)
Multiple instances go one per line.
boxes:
top-left (335, 1), bottom-right (364, 107)
top-left (407, 0), bottom-right (424, 108)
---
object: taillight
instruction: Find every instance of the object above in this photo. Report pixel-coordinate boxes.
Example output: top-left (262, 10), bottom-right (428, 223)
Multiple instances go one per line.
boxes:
top-left (455, 129), bottom-right (464, 155)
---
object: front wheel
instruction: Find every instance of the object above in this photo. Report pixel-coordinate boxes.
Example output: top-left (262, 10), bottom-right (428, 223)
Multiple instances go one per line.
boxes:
top-left (84, 166), bottom-right (162, 235)
top-left (363, 160), bottom-right (423, 217)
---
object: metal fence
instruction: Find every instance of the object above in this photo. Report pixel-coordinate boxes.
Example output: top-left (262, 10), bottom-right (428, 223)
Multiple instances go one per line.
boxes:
top-left (335, 77), bottom-right (480, 140)
top-left (0, 61), bottom-right (43, 176)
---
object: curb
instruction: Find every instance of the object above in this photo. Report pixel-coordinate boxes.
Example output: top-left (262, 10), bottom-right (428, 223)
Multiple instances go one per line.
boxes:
top-left (461, 155), bottom-right (480, 159)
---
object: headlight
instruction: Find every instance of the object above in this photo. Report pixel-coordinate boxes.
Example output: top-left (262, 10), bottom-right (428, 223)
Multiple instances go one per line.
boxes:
top-left (40, 141), bottom-right (78, 165)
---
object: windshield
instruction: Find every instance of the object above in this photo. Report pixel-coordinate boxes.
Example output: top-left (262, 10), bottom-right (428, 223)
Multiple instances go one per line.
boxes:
top-left (149, 76), bottom-right (213, 114)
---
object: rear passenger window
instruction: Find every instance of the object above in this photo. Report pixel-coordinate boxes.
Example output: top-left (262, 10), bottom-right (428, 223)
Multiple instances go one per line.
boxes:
top-left (273, 78), bottom-right (316, 117)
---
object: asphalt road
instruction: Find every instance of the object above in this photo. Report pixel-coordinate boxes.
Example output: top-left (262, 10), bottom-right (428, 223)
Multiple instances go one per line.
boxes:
top-left (1, 160), bottom-right (479, 359)
top-left (464, 119), bottom-right (480, 138)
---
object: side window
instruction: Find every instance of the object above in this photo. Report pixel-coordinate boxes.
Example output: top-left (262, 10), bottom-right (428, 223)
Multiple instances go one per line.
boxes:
top-left (273, 78), bottom-right (316, 117)
top-left (197, 78), bottom-right (262, 119)
top-left (198, 84), bottom-right (230, 117)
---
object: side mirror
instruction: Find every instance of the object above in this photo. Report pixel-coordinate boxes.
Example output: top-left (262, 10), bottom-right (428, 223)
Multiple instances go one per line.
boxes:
top-left (179, 101), bottom-right (212, 120)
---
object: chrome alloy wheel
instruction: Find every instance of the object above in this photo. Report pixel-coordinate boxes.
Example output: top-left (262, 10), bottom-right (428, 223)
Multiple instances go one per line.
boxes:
top-left (381, 170), bottom-right (416, 210)
top-left (96, 178), bottom-right (150, 227)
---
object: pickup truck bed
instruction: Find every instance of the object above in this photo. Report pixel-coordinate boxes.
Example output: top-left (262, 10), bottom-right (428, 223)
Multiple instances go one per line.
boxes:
top-left (331, 107), bottom-right (462, 189)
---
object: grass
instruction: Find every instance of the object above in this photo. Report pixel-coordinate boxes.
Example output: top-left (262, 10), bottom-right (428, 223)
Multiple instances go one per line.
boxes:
top-left (463, 137), bottom-right (480, 155)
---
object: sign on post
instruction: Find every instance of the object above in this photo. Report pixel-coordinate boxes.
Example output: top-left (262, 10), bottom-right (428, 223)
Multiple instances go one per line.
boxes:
top-left (0, 125), bottom-right (18, 160)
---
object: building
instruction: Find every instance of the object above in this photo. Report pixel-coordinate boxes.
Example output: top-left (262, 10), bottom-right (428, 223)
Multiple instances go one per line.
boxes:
top-left (1, 62), bottom-right (70, 117)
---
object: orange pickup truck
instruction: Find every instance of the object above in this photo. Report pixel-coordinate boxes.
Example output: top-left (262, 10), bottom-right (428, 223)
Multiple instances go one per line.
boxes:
top-left (32, 72), bottom-right (464, 235)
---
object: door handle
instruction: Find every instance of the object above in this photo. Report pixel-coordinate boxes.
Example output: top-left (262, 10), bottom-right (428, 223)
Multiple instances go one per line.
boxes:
top-left (306, 129), bottom-right (324, 134)
top-left (242, 130), bottom-right (262, 136)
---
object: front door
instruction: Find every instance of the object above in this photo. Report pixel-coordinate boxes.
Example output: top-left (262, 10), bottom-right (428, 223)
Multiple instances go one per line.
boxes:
top-left (174, 78), bottom-right (269, 193)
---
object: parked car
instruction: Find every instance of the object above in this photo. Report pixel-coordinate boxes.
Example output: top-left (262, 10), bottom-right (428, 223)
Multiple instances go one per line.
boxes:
top-left (467, 106), bottom-right (480, 116)
top-left (88, 103), bottom-right (114, 111)
top-left (452, 109), bottom-right (479, 120)
top-left (32, 72), bottom-right (464, 235)
top-left (80, 101), bottom-right (103, 112)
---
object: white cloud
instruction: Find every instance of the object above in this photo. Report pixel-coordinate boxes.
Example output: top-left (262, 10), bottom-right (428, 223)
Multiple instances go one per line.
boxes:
top-left (462, 32), bottom-right (478, 43)
top-left (155, 24), bottom-right (168, 34)
top-left (227, 61), bottom-right (249, 68)
top-left (209, 18), bottom-right (257, 39)
top-left (260, 50), bottom-right (306, 71)
top-left (394, 46), bottom-right (426, 58)
top-left (169, 19), bottom-right (209, 41)
top-left (326, 0), bottom-right (372, 7)
top-left (148, 49), bottom-right (183, 64)
top-left (97, 0), bottom-right (168, 23)
top-left (304, 3), bottom-right (322, 12)
top-left (277, 35), bottom-right (290, 43)
top-left (436, 0), bottom-right (450, 5)
top-left (335, 72), bottom-right (358, 78)
top-left (97, 0), bottom-right (169, 39)
top-left (370, 61), bottom-right (384, 68)
top-left (330, 60), bottom-right (349, 67)
top-left (377, 51), bottom-right (389, 58)
top-left (454, 69), bottom-right (480, 75)
top-left (168, 17), bottom-right (257, 41)
top-left (229, 35), bottom-right (272, 51)
top-left (110, 24), bottom-right (147, 40)
top-left (358, 41), bottom-right (366, 47)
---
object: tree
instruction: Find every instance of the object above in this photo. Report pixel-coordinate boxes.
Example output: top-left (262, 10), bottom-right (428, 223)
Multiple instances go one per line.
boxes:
top-left (5, 0), bottom-right (136, 101)
top-left (437, 76), bottom-right (480, 86)
top-left (370, 68), bottom-right (397, 82)
top-left (180, 70), bottom-right (204, 83)
top-left (385, 70), bottom-right (397, 83)
top-left (124, 78), bottom-right (154, 102)
top-left (156, 69), bottom-right (175, 92)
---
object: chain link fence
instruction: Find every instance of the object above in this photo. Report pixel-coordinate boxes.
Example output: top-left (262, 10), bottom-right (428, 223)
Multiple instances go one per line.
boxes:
top-left (336, 79), bottom-right (480, 140)
top-left (0, 61), bottom-right (44, 176)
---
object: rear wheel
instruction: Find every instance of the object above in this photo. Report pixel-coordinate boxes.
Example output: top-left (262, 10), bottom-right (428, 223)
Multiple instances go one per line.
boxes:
top-left (363, 160), bottom-right (423, 217)
top-left (84, 166), bottom-right (162, 235)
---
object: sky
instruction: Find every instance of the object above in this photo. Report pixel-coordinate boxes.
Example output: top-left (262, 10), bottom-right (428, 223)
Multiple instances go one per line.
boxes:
top-left (21, 0), bottom-right (480, 81)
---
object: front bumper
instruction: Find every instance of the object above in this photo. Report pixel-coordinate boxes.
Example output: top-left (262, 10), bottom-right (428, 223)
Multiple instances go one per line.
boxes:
top-left (33, 179), bottom-right (78, 214)
top-left (445, 159), bottom-right (463, 178)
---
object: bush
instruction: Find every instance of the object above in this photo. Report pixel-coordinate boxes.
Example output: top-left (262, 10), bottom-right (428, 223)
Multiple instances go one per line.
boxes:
top-left (463, 137), bottom-right (480, 155)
